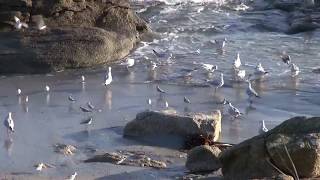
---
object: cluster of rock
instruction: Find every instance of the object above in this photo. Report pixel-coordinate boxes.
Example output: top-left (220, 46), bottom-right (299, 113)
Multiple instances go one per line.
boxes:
top-left (247, 0), bottom-right (320, 34)
top-left (0, 0), bottom-right (149, 73)
top-left (185, 116), bottom-right (320, 179)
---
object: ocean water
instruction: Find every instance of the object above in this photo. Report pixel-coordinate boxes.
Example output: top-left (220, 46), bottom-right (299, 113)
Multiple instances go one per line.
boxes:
top-left (0, 1), bottom-right (320, 178)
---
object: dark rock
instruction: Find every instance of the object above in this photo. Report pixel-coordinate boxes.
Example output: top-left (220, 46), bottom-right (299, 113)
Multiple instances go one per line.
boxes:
top-left (186, 145), bottom-right (222, 173)
top-left (220, 116), bottom-right (320, 179)
top-left (0, 0), bottom-right (150, 73)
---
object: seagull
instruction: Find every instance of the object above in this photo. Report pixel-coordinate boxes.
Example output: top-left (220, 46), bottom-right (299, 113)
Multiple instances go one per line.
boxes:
top-left (150, 61), bottom-right (157, 70)
top-left (165, 101), bottom-right (169, 108)
top-left (25, 96), bottom-right (29, 103)
top-left (254, 63), bottom-right (268, 75)
top-left (201, 63), bottom-right (218, 73)
top-left (17, 88), bottom-right (22, 95)
top-left (152, 49), bottom-right (166, 58)
top-left (156, 85), bottom-right (166, 93)
top-left (4, 112), bottom-right (14, 133)
top-left (224, 100), bottom-right (242, 118)
top-left (280, 51), bottom-right (291, 65)
top-left (80, 117), bottom-right (93, 125)
top-left (235, 69), bottom-right (246, 81)
top-left (147, 98), bottom-right (152, 106)
top-left (87, 102), bottom-right (95, 110)
top-left (14, 16), bottom-right (28, 30)
top-left (68, 95), bottom-right (76, 102)
top-left (290, 63), bottom-right (300, 77)
top-left (216, 73), bottom-right (224, 90)
top-left (233, 53), bottom-right (241, 69)
top-left (246, 80), bottom-right (260, 103)
top-left (81, 75), bottom-right (85, 83)
top-left (104, 67), bottom-right (112, 86)
top-left (66, 172), bottom-right (77, 180)
top-left (45, 85), bottom-right (50, 92)
top-left (184, 96), bottom-right (191, 104)
top-left (34, 163), bottom-right (54, 171)
top-left (38, 25), bottom-right (47, 30)
top-left (213, 37), bottom-right (227, 49)
top-left (120, 58), bottom-right (135, 68)
top-left (80, 106), bottom-right (92, 112)
top-left (259, 120), bottom-right (269, 134)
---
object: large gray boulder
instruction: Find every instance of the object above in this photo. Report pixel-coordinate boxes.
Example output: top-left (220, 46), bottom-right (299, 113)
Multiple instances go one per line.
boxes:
top-left (123, 110), bottom-right (222, 142)
top-left (220, 116), bottom-right (320, 179)
top-left (186, 145), bottom-right (222, 172)
top-left (0, 0), bottom-right (150, 73)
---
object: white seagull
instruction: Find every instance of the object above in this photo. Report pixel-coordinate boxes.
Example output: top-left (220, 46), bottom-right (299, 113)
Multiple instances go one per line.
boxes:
top-left (45, 85), bottom-right (50, 92)
top-left (165, 101), bottom-right (169, 109)
top-left (81, 75), bottom-right (85, 83)
top-left (34, 163), bottom-right (54, 171)
top-left (80, 117), bottom-right (93, 125)
top-left (4, 112), bottom-right (14, 132)
top-left (17, 88), bottom-right (22, 95)
top-left (246, 80), bottom-right (260, 103)
top-left (120, 58), bottom-right (135, 68)
top-left (66, 172), bottom-right (77, 180)
top-left (14, 16), bottom-right (28, 30)
top-left (233, 53), bottom-right (241, 69)
top-left (290, 63), bottom-right (300, 77)
top-left (147, 98), bottom-right (152, 106)
top-left (235, 69), bottom-right (246, 81)
top-left (216, 73), bottom-right (224, 90)
top-left (224, 100), bottom-right (242, 118)
top-left (150, 61), bottom-right (157, 70)
top-left (254, 63), bottom-right (268, 75)
top-left (25, 96), bottom-right (29, 103)
top-left (213, 37), bottom-right (227, 49)
top-left (104, 67), bottom-right (112, 86)
top-left (259, 120), bottom-right (269, 134)
top-left (201, 63), bottom-right (218, 73)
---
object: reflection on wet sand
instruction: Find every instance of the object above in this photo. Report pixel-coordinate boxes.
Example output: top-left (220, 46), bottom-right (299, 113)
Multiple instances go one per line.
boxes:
top-left (105, 88), bottom-right (112, 110)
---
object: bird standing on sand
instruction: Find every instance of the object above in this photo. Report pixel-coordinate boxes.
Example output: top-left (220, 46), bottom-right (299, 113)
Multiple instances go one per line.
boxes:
top-left (165, 101), bottom-right (169, 109)
top-left (290, 63), bottom-right (300, 77)
top-left (147, 98), bottom-right (152, 106)
top-left (224, 100), bottom-right (242, 118)
top-left (81, 75), bottom-right (85, 83)
top-left (246, 80), bottom-right (260, 103)
top-left (216, 73), bottom-right (224, 91)
top-left (259, 120), bottom-right (268, 134)
top-left (80, 106), bottom-right (92, 113)
top-left (280, 51), bottom-right (291, 65)
top-left (150, 61), bottom-right (157, 71)
top-left (4, 112), bottom-right (14, 133)
top-left (233, 53), bottom-right (241, 69)
top-left (254, 63), bottom-right (268, 75)
top-left (104, 67), bottom-right (112, 87)
top-left (66, 172), bottom-right (77, 180)
top-left (34, 163), bottom-right (54, 171)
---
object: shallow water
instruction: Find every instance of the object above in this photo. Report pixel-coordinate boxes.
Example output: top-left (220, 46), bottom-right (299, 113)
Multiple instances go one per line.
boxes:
top-left (1, 1), bottom-right (320, 178)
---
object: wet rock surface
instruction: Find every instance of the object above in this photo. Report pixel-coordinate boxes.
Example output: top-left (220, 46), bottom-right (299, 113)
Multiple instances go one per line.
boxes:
top-left (84, 150), bottom-right (167, 169)
top-left (0, 0), bottom-right (149, 74)
top-left (243, 0), bottom-right (320, 34)
top-left (123, 110), bottom-right (222, 142)
top-left (186, 145), bottom-right (222, 173)
top-left (220, 116), bottom-right (320, 179)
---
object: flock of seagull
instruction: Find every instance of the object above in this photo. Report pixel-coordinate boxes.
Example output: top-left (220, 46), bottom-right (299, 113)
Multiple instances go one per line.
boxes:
top-left (2, 13), bottom-right (303, 179)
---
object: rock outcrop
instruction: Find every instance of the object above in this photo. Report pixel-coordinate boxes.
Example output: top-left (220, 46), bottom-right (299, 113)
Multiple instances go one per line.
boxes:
top-left (220, 116), bottom-right (320, 179)
top-left (186, 145), bottom-right (222, 173)
top-left (0, 0), bottom-right (150, 73)
top-left (123, 110), bottom-right (222, 142)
